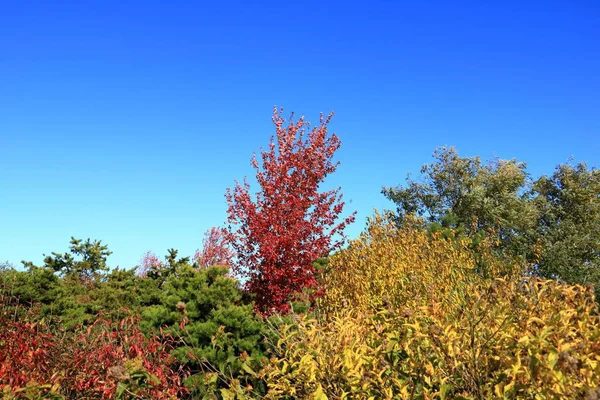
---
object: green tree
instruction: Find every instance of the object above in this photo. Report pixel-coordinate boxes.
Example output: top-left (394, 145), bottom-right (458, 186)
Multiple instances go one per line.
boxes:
top-left (532, 162), bottom-right (600, 296)
top-left (382, 147), bottom-right (538, 259)
top-left (1, 264), bottom-right (60, 307)
top-left (23, 237), bottom-right (112, 283)
top-left (143, 248), bottom-right (191, 288)
top-left (12, 239), bottom-right (158, 326)
top-left (140, 256), bottom-right (267, 396)
top-left (383, 147), bottom-right (600, 299)
top-left (52, 267), bottom-right (163, 328)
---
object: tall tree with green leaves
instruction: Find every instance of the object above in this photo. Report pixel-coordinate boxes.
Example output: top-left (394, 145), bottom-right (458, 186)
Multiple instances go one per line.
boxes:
top-left (383, 147), bottom-right (600, 299)
top-left (382, 147), bottom-right (538, 259)
top-left (532, 162), bottom-right (600, 295)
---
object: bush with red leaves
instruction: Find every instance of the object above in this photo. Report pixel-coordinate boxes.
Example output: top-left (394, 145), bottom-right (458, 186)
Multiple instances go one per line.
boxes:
top-left (0, 298), bottom-right (188, 399)
top-left (0, 315), bottom-right (59, 392)
top-left (64, 314), bottom-right (189, 399)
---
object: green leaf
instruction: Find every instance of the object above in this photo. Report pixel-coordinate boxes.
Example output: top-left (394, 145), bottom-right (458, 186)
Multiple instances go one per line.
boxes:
top-left (115, 383), bottom-right (127, 400)
top-left (440, 383), bottom-right (452, 399)
top-left (241, 362), bottom-right (257, 376)
top-left (220, 388), bottom-right (236, 400)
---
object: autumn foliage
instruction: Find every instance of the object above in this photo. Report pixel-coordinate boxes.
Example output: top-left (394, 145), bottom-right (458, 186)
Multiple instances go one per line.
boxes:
top-left (63, 315), bottom-right (188, 399)
top-left (4, 110), bottom-right (600, 399)
top-left (226, 107), bottom-right (355, 314)
top-left (0, 297), bottom-right (188, 399)
top-left (137, 250), bottom-right (164, 278)
top-left (223, 212), bottom-right (600, 399)
top-left (192, 227), bottom-right (235, 268)
top-left (0, 309), bottom-right (59, 396)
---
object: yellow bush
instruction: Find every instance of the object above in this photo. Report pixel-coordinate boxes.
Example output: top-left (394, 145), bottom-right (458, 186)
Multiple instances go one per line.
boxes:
top-left (228, 212), bottom-right (600, 399)
top-left (322, 212), bottom-right (519, 314)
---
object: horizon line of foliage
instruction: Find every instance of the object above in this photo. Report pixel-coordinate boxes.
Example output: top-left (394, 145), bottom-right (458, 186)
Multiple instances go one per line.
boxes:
top-left (4, 210), bottom-right (600, 399)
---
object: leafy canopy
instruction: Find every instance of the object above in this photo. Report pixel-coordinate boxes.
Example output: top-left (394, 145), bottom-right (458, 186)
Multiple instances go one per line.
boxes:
top-left (532, 162), bottom-right (600, 290)
top-left (382, 146), bottom-right (537, 254)
top-left (383, 147), bottom-right (600, 298)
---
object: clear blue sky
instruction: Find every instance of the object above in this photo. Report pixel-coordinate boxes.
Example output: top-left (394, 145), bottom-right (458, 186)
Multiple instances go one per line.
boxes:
top-left (1, 1), bottom-right (599, 270)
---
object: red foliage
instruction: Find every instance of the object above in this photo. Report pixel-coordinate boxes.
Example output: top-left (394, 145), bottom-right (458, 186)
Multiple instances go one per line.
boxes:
top-left (0, 300), bottom-right (188, 398)
top-left (226, 107), bottom-right (355, 314)
top-left (0, 316), bottom-right (59, 390)
top-left (193, 227), bottom-right (235, 268)
top-left (65, 315), bottom-right (188, 399)
top-left (137, 250), bottom-right (164, 277)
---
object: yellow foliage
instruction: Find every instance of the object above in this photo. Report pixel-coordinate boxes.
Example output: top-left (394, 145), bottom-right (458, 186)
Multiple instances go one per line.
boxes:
top-left (228, 212), bottom-right (600, 399)
top-left (322, 211), bottom-right (518, 314)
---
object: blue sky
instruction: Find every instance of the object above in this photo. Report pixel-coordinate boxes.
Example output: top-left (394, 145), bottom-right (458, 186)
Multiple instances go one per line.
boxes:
top-left (1, 0), bottom-right (599, 269)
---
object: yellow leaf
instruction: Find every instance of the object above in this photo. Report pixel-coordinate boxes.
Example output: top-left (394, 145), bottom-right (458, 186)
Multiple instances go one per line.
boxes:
top-left (518, 335), bottom-right (530, 345)
top-left (527, 317), bottom-right (546, 326)
top-left (313, 384), bottom-right (328, 400)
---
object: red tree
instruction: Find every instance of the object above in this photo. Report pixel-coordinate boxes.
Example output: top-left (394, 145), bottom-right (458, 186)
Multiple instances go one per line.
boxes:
top-left (225, 107), bottom-right (355, 314)
top-left (192, 227), bottom-right (235, 268)
top-left (136, 251), bottom-right (163, 278)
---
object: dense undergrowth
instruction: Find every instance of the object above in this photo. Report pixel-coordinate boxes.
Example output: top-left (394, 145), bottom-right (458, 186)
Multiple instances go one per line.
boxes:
top-left (221, 214), bottom-right (600, 399)
top-left (0, 258), bottom-right (267, 399)
top-left (2, 213), bottom-right (599, 399)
